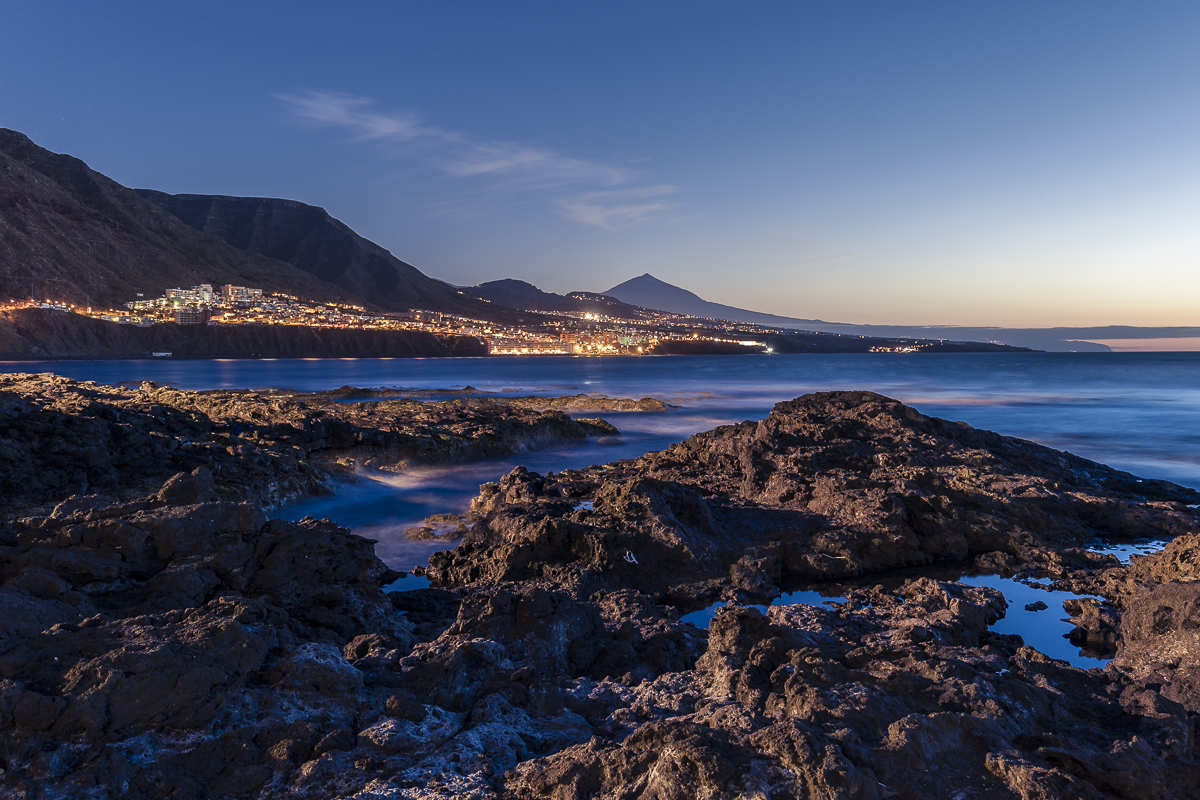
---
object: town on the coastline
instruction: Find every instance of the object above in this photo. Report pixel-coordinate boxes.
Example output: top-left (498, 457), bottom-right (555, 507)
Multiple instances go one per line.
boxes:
top-left (7, 281), bottom-right (798, 356)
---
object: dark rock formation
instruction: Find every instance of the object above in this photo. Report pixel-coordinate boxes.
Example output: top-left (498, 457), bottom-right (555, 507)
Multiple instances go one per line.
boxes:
top-left (0, 474), bottom-right (416, 799)
top-left (429, 392), bottom-right (1198, 599)
top-left (1115, 582), bottom-right (1200, 713)
top-left (314, 387), bottom-right (674, 413)
top-left (2, 388), bottom-right (1198, 798)
top-left (0, 373), bottom-right (620, 517)
top-left (1063, 597), bottom-right (1122, 657)
top-left (504, 582), bottom-right (1197, 800)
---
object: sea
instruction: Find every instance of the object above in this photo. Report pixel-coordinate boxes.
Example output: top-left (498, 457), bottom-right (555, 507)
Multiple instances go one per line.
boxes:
top-left (8, 352), bottom-right (1200, 667)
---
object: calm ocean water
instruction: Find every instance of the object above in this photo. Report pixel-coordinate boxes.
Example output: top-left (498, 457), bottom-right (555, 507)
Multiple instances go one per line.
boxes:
top-left (9, 352), bottom-right (1200, 486)
top-left (10, 352), bottom-right (1195, 667)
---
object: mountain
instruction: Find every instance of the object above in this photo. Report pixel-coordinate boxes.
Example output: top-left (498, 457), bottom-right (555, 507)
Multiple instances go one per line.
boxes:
top-left (603, 273), bottom-right (820, 328)
top-left (0, 128), bottom-right (357, 309)
top-left (603, 273), bottom-right (1170, 352)
top-left (471, 279), bottom-right (643, 318)
top-left (138, 191), bottom-right (498, 317)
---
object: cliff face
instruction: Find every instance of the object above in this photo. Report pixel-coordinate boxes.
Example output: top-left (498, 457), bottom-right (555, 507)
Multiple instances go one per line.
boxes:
top-left (138, 191), bottom-right (500, 318)
top-left (0, 308), bottom-right (486, 360)
top-left (0, 129), bottom-right (358, 309)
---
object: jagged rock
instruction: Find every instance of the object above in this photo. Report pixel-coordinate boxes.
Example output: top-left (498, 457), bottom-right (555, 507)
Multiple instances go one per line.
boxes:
top-left (1114, 581), bottom-right (1200, 712)
top-left (386, 692), bottom-right (428, 723)
top-left (431, 392), bottom-right (1199, 597)
top-left (1, 389), bottom-right (1198, 798)
top-left (158, 466), bottom-right (216, 505)
top-left (274, 642), bottom-right (364, 695)
top-left (505, 576), bottom-right (1196, 799)
top-left (1064, 597), bottom-right (1122, 656)
top-left (0, 373), bottom-right (625, 517)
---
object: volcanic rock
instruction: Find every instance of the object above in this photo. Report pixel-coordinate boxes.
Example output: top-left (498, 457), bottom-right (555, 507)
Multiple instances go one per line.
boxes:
top-left (2, 389), bottom-right (1199, 798)
top-left (430, 392), bottom-right (1199, 597)
top-left (1114, 581), bottom-right (1200, 713)
top-left (0, 373), bottom-right (622, 517)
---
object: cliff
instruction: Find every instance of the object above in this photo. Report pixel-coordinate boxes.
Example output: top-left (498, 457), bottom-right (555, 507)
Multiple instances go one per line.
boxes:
top-left (138, 191), bottom-right (503, 318)
top-left (0, 129), bottom-right (357, 309)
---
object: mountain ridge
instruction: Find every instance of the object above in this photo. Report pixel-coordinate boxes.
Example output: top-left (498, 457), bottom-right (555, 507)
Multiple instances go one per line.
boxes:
top-left (0, 128), bottom-right (358, 309)
top-left (470, 278), bottom-right (643, 318)
top-left (137, 191), bottom-right (499, 318)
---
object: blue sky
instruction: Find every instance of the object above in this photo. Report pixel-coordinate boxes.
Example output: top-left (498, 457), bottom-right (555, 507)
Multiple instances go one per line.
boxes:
top-left (2, 1), bottom-right (1198, 326)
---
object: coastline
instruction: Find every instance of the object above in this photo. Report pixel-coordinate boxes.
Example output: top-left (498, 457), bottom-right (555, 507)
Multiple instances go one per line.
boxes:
top-left (0, 373), bottom-right (642, 519)
top-left (0, 308), bottom-right (488, 361)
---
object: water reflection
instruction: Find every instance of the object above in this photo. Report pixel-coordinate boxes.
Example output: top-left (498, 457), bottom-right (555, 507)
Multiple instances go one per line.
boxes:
top-left (678, 587), bottom-right (849, 629)
top-left (956, 574), bottom-right (1105, 668)
top-left (676, 567), bottom-right (1108, 669)
top-left (1087, 537), bottom-right (1168, 564)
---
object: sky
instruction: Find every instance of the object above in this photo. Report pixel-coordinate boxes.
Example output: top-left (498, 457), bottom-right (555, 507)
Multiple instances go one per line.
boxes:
top-left (2, 1), bottom-right (1198, 327)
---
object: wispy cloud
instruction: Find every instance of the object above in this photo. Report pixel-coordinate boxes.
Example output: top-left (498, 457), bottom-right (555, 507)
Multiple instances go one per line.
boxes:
top-left (561, 185), bottom-right (681, 230)
top-left (278, 91), bottom-right (432, 142)
top-left (277, 91), bottom-right (673, 227)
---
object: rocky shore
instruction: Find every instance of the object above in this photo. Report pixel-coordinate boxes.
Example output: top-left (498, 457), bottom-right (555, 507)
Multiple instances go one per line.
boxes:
top-left (0, 373), bottom-right (638, 518)
top-left (1, 387), bottom-right (1198, 799)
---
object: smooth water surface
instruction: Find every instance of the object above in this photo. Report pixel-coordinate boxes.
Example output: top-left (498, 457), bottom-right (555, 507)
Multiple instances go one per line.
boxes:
top-left (10, 352), bottom-right (1200, 486)
top-left (1088, 537), bottom-right (1170, 564)
top-left (956, 575), bottom-right (1106, 668)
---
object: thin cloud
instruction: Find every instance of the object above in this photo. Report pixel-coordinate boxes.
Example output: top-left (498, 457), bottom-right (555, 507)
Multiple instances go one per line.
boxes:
top-left (438, 142), bottom-right (628, 185)
top-left (561, 185), bottom-right (681, 230)
top-left (277, 91), bottom-right (670, 227)
top-left (277, 91), bottom-right (433, 142)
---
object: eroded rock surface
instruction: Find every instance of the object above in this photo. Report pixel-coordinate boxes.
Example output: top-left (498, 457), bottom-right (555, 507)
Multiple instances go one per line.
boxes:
top-left (2, 390), bottom-right (1198, 799)
top-left (430, 392), bottom-right (1198, 600)
top-left (0, 373), bottom-right (621, 517)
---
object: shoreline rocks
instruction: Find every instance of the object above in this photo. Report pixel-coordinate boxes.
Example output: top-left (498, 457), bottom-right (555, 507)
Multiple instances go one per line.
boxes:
top-left (430, 391), bottom-right (1199, 601)
top-left (1, 389), bottom-right (1198, 798)
top-left (0, 373), bottom-right (625, 518)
